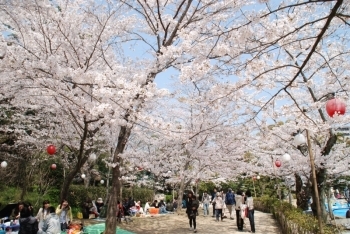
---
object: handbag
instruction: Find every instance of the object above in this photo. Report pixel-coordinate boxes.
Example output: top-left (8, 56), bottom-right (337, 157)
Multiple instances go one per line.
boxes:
top-left (189, 210), bottom-right (195, 217)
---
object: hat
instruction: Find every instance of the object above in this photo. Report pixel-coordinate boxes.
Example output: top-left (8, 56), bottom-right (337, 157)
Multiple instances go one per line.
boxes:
top-left (97, 198), bottom-right (103, 203)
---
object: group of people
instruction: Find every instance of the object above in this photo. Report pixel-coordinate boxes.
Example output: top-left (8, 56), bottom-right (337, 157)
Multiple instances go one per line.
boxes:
top-left (81, 198), bottom-right (104, 219)
top-left (116, 197), bottom-right (145, 222)
top-left (10, 200), bottom-right (74, 234)
top-left (193, 188), bottom-right (255, 233)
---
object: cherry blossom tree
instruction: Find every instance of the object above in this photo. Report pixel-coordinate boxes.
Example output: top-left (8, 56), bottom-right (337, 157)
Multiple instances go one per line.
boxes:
top-left (2, 1), bottom-right (350, 233)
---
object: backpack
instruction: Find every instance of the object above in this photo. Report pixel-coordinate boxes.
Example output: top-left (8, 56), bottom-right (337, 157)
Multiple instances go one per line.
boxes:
top-left (226, 192), bottom-right (234, 205)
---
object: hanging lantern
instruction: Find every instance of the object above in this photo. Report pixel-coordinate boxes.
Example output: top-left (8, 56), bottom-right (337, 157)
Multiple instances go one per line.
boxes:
top-left (283, 153), bottom-right (291, 161)
top-left (100, 180), bottom-right (104, 184)
top-left (1, 161), bottom-right (8, 168)
top-left (326, 98), bottom-right (346, 118)
top-left (256, 175), bottom-right (260, 180)
top-left (50, 164), bottom-right (57, 170)
top-left (47, 145), bottom-right (56, 155)
top-left (294, 133), bottom-right (306, 146)
top-left (88, 153), bottom-right (97, 161)
top-left (81, 174), bottom-right (86, 179)
top-left (275, 160), bottom-right (281, 168)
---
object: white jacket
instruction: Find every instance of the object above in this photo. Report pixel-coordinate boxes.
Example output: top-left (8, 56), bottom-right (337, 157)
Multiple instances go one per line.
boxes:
top-left (246, 197), bottom-right (254, 210)
top-left (213, 197), bottom-right (224, 209)
top-left (235, 195), bottom-right (243, 210)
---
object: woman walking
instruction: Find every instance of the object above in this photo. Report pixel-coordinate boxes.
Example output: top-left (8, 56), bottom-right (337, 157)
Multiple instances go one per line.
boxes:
top-left (246, 190), bottom-right (255, 233)
top-left (235, 190), bottom-right (244, 231)
top-left (213, 192), bottom-right (224, 222)
top-left (188, 195), bottom-right (199, 233)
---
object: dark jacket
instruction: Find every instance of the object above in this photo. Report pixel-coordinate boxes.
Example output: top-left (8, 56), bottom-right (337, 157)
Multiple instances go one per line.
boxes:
top-left (19, 216), bottom-right (38, 234)
top-left (185, 198), bottom-right (193, 214)
top-left (191, 200), bottom-right (199, 212)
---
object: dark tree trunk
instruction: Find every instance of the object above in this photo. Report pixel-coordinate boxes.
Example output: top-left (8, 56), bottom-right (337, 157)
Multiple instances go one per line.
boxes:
top-left (295, 173), bottom-right (309, 210)
top-left (60, 160), bottom-right (87, 200)
top-left (317, 168), bottom-right (327, 220)
top-left (59, 117), bottom-right (96, 200)
top-left (105, 126), bottom-right (130, 234)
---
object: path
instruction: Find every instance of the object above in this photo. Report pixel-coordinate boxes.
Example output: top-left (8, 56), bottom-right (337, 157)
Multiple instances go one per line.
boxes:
top-left (118, 210), bottom-right (281, 234)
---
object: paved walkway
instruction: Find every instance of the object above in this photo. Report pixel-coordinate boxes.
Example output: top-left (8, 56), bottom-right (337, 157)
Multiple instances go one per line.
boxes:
top-left (118, 210), bottom-right (281, 234)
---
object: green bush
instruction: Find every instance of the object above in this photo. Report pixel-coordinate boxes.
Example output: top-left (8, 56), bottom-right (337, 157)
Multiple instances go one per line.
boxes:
top-left (120, 187), bottom-right (154, 204)
top-left (165, 195), bottom-right (173, 203)
top-left (255, 196), bottom-right (335, 234)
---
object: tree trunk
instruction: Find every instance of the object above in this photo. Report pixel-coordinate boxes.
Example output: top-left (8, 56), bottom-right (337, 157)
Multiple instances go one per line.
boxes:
top-left (60, 163), bottom-right (86, 200)
top-left (176, 177), bottom-right (186, 215)
top-left (59, 117), bottom-right (96, 200)
top-left (105, 126), bottom-right (130, 234)
top-left (312, 167), bottom-right (327, 221)
top-left (295, 173), bottom-right (307, 210)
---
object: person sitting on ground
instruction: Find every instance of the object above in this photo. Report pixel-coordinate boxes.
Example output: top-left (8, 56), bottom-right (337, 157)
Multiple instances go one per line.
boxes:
top-left (173, 198), bottom-right (178, 212)
top-left (89, 200), bottom-right (99, 218)
top-left (12, 202), bottom-right (25, 220)
top-left (158, 200), bottom-right (168, 214)
top-left (37, 207), bottom-right (60, 234)
top-left (151, 200), bottom-right (158, 208)
top-left (19, 206), bottom-right (38, 234)
top-left (129, 205), bottom-right (138, 216)
top-left (136, 201), bottom-right (144, 214)
top-left (144, 201), bottom-right (150, 214)
top-left (36, 200), bottom-right (50, 230)
top-left (95, 198), bottom-right (104, 214)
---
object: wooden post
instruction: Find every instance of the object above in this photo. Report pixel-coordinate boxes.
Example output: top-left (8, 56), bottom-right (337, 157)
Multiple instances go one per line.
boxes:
top-left (306, 129), bottom-right (324, 234)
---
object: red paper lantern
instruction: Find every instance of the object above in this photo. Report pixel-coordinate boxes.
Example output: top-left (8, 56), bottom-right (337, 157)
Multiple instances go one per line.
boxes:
top-left (47, 145), bottom-right (56, 155)
top-left (50, 164), bottom-right (57, 170)
top-left (275, 160), bottom-right (281, 168)
top-left (326, 98), bottom-right (346, 117)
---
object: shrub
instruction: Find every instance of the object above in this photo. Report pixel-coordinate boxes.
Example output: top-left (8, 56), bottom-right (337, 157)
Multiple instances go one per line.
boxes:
top-left (255, 196), bottom-right (336, 234)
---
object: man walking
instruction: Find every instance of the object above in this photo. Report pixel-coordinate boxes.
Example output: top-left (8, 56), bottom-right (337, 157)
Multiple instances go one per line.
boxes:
top-left (225, 188), bottom-right (235, 220)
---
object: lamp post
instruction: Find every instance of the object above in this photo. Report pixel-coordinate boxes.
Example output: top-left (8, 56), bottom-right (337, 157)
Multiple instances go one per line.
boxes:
top-left (294, 130), bottom-right (324, 234)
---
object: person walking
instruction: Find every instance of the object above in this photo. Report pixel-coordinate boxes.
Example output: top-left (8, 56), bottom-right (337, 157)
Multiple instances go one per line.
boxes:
top-left (202, 192), bottom-right (210, 216)
top-left (211, 188), bottom-right (217, 217)
top-left (186, 191), bottom-right (194, 231)
top-left (225, 188), bottom-right (235, 220)
top-left (235, 190), bottom-right (244, 231)
top-left (245, 190), bottom-right (255, 233)
top-left (56, 200), bottom-right (73, 231)
top-left (188, 195), bottom-right (199, 233)
top-left (213, 192), bottom-right (224, 222)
